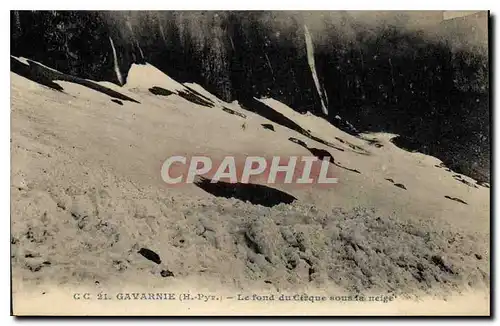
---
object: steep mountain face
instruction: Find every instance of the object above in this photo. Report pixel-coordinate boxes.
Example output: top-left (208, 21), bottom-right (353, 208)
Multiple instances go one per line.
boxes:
top-left (10, 10), bottom-right (490, 182)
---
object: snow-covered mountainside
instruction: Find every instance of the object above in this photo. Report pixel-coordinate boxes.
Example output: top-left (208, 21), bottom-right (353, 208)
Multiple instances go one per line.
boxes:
top-left (11, 57), bottom-right (489, 315)
top-left (11, 11), bottom-right (490, 184)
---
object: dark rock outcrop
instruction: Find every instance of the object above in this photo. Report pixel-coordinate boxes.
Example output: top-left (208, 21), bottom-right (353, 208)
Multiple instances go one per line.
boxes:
top-left (138, 247), bottom-right (162, 264)
top-left (193, 176), bottom-right (297, 207)
top-left (149, 86), bottom-right (173, 96)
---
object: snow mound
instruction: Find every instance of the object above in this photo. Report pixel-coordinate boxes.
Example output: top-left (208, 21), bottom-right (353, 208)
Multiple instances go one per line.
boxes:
top-left (257, 98), bottom-right (356, 142)
top-left (124, 63), bottom-right (187, 93)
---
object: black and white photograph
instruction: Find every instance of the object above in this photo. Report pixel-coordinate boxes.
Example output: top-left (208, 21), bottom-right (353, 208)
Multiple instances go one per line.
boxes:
top-left (9, 10), bottom-right (490, 316)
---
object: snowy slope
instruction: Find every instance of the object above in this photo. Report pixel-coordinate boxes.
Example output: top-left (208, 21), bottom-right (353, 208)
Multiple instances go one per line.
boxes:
top-left (10, 59), bottom-right (490, 315)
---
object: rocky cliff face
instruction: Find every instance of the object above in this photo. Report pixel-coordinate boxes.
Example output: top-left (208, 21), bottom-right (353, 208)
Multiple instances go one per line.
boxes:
top-left (10, 10), bottom-right (490, 182)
